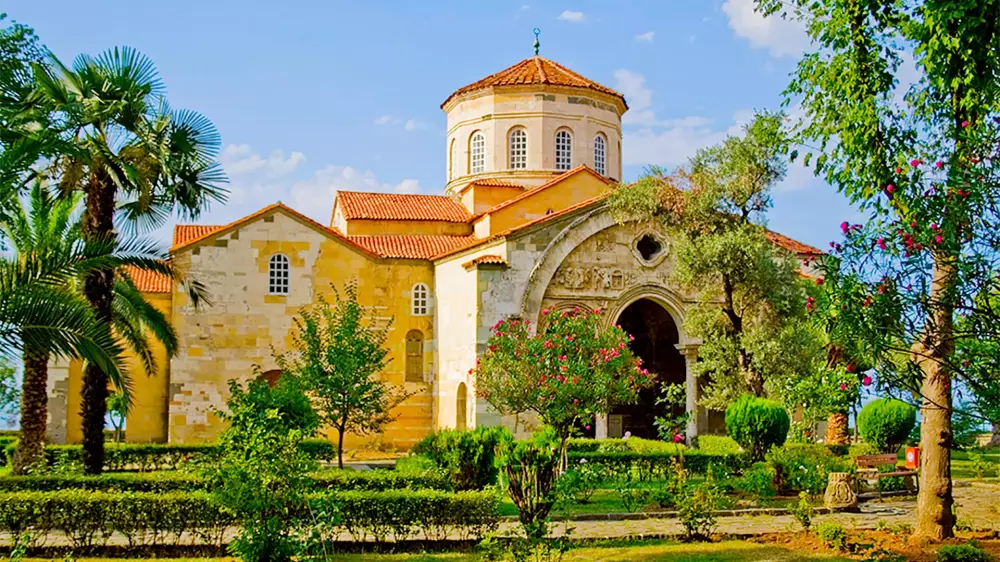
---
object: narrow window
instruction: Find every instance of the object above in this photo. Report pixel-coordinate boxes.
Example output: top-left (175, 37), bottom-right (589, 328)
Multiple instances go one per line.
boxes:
top-left (469, 131), bottom-right (486, 174)
top-left (405, 330), bottom-right (424, 382)
top-left (411, 283), bottom-right (430, 316)
top-left (268, 254), bottom-right (290, 295)
top-left (448, 138), bottom-right (456, 180)
top-left (555, 129), bottom-right (572, 170)
top-left (594, 134), bottom-right (607, 176)
top-left (456, 382), bottom-right (468, 429)
top-left (508, 128), bottom-right (527, 169)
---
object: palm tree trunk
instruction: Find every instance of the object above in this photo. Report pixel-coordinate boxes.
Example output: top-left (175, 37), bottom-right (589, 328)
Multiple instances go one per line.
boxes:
top-left (12, 345), bottom-right (50, 474)
top-left (825, 411), bottom-right (849, 445)
top-left (80, 175), bottom-right (116, 475)
top-left (915, 258), bottom-right (956, 540)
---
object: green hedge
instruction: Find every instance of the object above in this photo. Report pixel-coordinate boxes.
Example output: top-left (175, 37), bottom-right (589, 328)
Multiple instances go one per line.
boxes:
top-left (0, 469), bottom-right (450, 493)
top-left (566, 450), bottom-right (749, 479)
top-left (2, 439), bottom-right (337, 471)
top-left (0, 488), bottom-right (500, 549)
top-left (0, 436), bottom-right (16, 466)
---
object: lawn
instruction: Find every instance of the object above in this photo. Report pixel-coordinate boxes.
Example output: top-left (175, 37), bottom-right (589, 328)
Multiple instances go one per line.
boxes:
top-left (20, 541), bottom-right (853, 561)
top-left (950, 446), bottom-right (1000, 483)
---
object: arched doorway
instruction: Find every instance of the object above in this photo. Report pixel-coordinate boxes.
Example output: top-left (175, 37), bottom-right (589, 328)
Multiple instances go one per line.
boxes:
top-left (456, 383), bottom-right (468, 430)
top-left (611, 298), bottom-right (685, 439)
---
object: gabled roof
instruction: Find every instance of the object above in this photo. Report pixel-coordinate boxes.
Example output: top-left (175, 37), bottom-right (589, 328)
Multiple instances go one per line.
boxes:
top-left (442, 56), bottom-right (627, 109)
top-left (462, 255), bottom-right (508, 270)
top-left (472, 165), bottom-right (610, 219)
top-left (335, 191), bottom-right (471, 223)
top-left (171, 203), bottom-right (378, 259)
top-left (123, 265), bottom-right (171, 294)
top-left (347, 235), bottom-right (475, 260)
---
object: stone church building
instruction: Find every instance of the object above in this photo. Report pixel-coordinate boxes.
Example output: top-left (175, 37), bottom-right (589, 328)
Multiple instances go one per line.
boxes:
top-left (47, 54), bottom-right (822, 449)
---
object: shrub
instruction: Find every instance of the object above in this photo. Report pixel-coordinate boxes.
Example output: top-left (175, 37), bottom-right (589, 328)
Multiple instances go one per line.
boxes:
top-left (555, 459), bottom-right (606, 504)
top-left (677, 483), bottom-right (720, 541)
top-left (725, 395), bottom-right (790, 462)
top-left (937, 543), bottom-right (994, 562)
top-left (791, 491), bottom-right (814, 531)
top-left (733, 462), bottom-right (777, 498)
top-left (497, 426), bottom-right (561, 540)
top-left (697, 435), bottom-right (741, 455)
top-left (615, 475), bottom-right (651, 513)
top-left (815, 521), bottom-right (848, 551)
top-left (411, 426), bottom-right (510, 491)
top-left (565, 450), bottom-right (749, 480)
top-left (857, 398), bottom-right (917, 454)
top-left (766, 445), bottom-right (853, 495)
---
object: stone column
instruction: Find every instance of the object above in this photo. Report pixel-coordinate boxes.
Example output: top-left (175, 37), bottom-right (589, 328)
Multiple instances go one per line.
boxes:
top-left (675, 344), bottom-right (700, 446)
top-left (595, 414), bottom-right (608, 439)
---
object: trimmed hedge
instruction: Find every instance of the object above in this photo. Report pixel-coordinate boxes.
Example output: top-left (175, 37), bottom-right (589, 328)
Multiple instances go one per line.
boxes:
top-left (725, 395), bottom-right (790, 462)
top-left (858, 398), bottom-right (917, 454)
top-left (566, 450), bottom-right (749, 480)
top-left (2, 439), bottom-right (337, 471)
top-left (0, 488), bottom-right (500, 549)
top-left (0, 469), bottom-right (450, 493)
top-left (0, 436), bottom-right (15, 466)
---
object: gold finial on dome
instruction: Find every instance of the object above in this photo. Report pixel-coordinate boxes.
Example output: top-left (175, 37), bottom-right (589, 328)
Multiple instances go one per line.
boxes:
top-left (533, 28), bottom-right (540, 56)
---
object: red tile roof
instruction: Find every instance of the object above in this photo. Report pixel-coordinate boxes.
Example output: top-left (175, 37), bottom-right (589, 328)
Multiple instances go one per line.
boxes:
top-left (462, 255), bottom-right (508, 270)
top-left (336, 191), bottom-right (471, 223)
top-left (173, 225), bottom-right (221, 247)
top-left (472, 165), bottom-right (610, 219)
top-left (766, 231), bottom-right (824, 256)
top-left (347, 235), bottom-right (476, 260)
top-left (123, 265), bottom-right (171, 293)
top-left (469, 178), bottom-right (526, 188)
top-left (443, 57), bottom-right (626, 109)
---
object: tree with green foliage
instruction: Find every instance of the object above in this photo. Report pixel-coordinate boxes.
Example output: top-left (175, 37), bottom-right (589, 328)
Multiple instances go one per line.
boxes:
top-left (212, 376), bottom-right (318, 562)
top-left (22, 46), bottom-right (227, 474)
top-left (609, 113), bottom-right (823, 406)
top-left (2, 182), bottom-right (182, 474)
top-left (474, 307), bottom-right (653, 463)
top-left (274, 281), bottom-right (406, 469)
top-left (756, 0), bottom-right (1000, 539)
top-left (0, 357), bottom-right (17, 427)
top-left (857, 398), bottom-right (917, 454)
top-left (107, 391), bottom-right (127, 443)
top-left (725, 394), bottom-right (790, 462)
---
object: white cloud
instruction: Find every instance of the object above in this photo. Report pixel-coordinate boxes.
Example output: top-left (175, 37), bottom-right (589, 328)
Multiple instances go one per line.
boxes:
top-left (289, 166), bottom-right (422, 216)
top-left (614, 69), bottom-right (655, 126)
top-left (635, 31), bottom-right (655, 43)
top-left (558, 10), bottom-right (585, 23)
top-left (374, 115), bottom-right (427, 132)
top-left (374, 115), bottom-right (393, 125)
top-left (220, 144), bottom-right (306, 176)
top-left (623, 120), bottom-right (728, 167)
top-left (722, 0), bottom-right (809, 58)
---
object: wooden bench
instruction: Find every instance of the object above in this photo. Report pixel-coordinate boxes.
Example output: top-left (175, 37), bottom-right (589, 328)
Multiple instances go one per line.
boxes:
top-left (854, 453), bottom-right (918, 498)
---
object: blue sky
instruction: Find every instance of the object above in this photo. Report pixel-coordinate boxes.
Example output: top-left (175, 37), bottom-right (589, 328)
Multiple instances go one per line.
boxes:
top-left (9, 0), bottom-right (863, 250)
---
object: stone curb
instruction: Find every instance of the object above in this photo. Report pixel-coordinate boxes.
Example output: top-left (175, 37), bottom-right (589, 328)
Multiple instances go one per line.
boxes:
top-left (500, 506), bottom-right (837, 523)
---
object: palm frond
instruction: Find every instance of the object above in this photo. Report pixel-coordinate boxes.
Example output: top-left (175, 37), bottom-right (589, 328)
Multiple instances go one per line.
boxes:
top-left (113, 276), bottom-right (178, 358)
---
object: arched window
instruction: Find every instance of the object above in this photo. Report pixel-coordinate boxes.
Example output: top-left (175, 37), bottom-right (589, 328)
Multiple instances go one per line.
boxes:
top-left (508, 128), bottom-right (527, 169)
top-left (448, 138), bottom-right (456, 180)
top-left (411, 283), bottom-right (430, 316)
top-left (268, 254), bottom-right (290, 295)
top-left (405, 330), bottom-right (424, 382)
top-left (469, 131), bottom-right (486, 174)
top-left (594, 134), bottom-right (607, 176)
top-left (555, 129), bottom-right (573, 170)
top-left (456, 382), bottom-right (468, 430)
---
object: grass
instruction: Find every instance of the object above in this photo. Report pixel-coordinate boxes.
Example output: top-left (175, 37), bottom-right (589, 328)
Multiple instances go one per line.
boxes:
top-left (19, 540), bottom-right (854, 561)
top-left (951, 446), bottom-right (1000, 483)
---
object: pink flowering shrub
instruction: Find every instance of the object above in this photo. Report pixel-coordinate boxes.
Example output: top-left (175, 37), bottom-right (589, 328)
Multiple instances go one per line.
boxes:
top-left (474, 307), bottom-right (655, 446)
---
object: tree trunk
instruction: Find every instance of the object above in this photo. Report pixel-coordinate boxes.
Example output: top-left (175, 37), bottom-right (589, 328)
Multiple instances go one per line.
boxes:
top-left (337, 427), bottom-right (345, 470)
top-left (990, 421), bottom-right (1000, 448)
top-left (915, 259), bottom-right (956, 540)
top-left (12, 346), bottom-right (50, 474)
top-left (825, 411), bottom-right (850, 445)
top-left (80, 174), bottom-right (116, 475)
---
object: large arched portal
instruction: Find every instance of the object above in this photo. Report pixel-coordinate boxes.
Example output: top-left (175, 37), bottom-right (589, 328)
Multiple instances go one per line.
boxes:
top-left (611, 298), bottom-right (686, 439)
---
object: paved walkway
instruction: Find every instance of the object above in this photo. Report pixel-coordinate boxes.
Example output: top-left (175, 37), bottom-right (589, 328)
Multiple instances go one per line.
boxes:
top-left (534, 482), bottom-right (1000, 539)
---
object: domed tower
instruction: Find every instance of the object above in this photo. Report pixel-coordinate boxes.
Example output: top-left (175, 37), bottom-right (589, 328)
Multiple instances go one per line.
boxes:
top-left (441, 47), bottom-right (628, 201)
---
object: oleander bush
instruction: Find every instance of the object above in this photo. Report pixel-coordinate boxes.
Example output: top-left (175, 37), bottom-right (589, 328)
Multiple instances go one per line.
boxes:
top-left (0, 469), bottom-right (450, 493)
top-left (411, 426), bottom-right (510, 491)
top-left (725, 395), bottom-right (790, 462)
top-left (857, 398), bottom-right (917, 454)
top-left (1, 438), bottom-right (336, 472)
top-left (0, 489), bottom-right (500, 549)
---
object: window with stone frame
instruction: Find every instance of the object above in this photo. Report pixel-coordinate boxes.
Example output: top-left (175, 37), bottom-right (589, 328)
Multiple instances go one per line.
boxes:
top-left (508, 127), bottom-right (527, 169)
top-left (268, 254), bottom-right (290, 295)
top-left (405, 330), bottom-right (424, 382)
top-left (555, 129), bottom-right (573, 170)
top-left (594, 133), bottom-right (607, 176)
top-left (411, 283), bottom-right (430, 316)
top-left (469, 131), bottom-right (486, 174)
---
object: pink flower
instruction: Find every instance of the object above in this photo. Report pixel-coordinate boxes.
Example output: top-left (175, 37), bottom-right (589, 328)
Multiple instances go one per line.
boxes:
top-left (846, 363), bottom-right (855, 373)
top-left (962, 120), bottom-right (970, 128)
top-left (585, 425), bottom-right (591, 430)
top-left (877, 238), bottom-right (887, 250)
top-left (839, 383), bottom-right (847, 391)
top-left (673, 434), bottom-right (683, 443)
top-left (840, 221), bottom-right (849, 235)
top-left (909, 159), bottom-right (920, 167)
top-left (885, 184), bottom-right (895, 194)
top-left (816, 277), bottom-right (824, 285)
top-left (935, 161), bottom-right (944, 169)
top-left (930, 223), bottom-right (938, 230)
top-left (862, 375), bottom-right (873, 386)
top-left (935, 234), bottom-right (943, 244)
top-left (895, 167), bottom-right (903, 174)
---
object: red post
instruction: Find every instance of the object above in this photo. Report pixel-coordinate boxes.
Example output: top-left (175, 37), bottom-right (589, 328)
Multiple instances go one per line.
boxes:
top-left (905, 446), bottom-right (920, 469)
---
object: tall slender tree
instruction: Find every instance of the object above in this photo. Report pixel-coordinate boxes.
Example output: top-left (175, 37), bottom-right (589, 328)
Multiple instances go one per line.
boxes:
top-left (1, 182), bottom-right (179, 473)
top-left (757, 0), bottom-right (1000, 539)
top-left (26, 47), bottom-right (226, 473)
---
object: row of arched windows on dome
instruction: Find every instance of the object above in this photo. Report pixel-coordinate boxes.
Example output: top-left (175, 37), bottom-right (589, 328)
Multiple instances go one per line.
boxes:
top-left (448, 130), bottom-right (611, 179)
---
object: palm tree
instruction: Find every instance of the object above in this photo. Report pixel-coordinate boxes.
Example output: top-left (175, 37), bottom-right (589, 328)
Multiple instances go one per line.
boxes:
top-left (1, 182), bottom-right (180, 473)
top-left (27, 47), bottom-right (227, 473)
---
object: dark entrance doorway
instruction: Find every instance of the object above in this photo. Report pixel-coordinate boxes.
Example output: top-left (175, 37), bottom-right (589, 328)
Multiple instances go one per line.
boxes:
top-left (611, 299), bottom-right (685, 439)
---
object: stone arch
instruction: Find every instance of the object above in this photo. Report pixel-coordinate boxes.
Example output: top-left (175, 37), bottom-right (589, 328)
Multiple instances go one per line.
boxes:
top-left (605, 284), bottom-right (690, 345)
